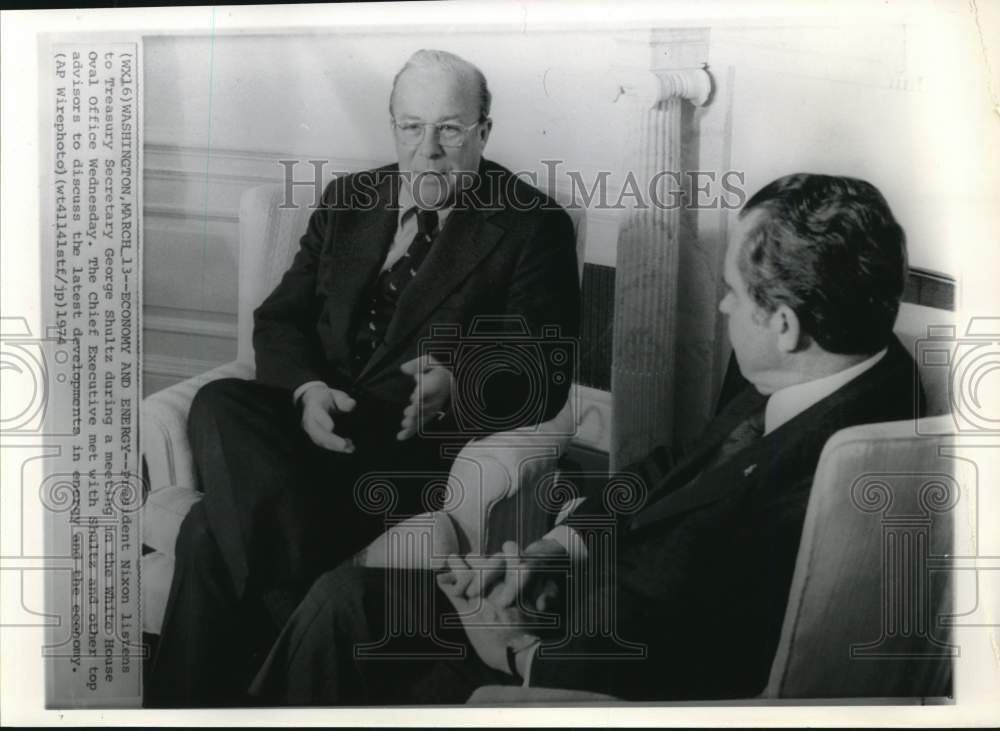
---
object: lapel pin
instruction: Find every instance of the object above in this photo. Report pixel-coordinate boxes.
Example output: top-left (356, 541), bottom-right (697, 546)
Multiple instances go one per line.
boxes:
top-left (743, 464), bottom-right (757, 477)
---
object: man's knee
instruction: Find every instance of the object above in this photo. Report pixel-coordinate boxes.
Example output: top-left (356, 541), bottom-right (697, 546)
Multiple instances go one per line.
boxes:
top-left (188, 378), bottom-right (298, 449)
top-left (295, 564), bottom-right (374, 626)
top-left (188, 378), bottom-right (284, 456)
top-left (308, 565), bottom-right (368, 603)
top-left (188, 378), bottom-right (253, 434)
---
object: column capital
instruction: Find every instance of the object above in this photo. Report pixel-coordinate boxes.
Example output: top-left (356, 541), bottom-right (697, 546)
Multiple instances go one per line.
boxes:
top-left (615, 25), bottom-right (713, 108)
top-left (654, 66), bottom-right (712, 106)
top-left (617, 64), bottom-right (711, 108)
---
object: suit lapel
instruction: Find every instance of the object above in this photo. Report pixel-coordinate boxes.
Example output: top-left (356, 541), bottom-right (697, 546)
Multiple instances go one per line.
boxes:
top-left (357, 197), bottom-right (505, 380)
top-left (630, 388), bottom-right (767, 530)
top-left (631, 431), bottom-right (775, 530)
top-left (322, 172), bottom-right (398, 365)
top-left (649, 387), bottom-right (765, 494)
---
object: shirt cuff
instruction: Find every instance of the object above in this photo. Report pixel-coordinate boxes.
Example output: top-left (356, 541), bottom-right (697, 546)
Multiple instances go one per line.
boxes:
top-left (553, 496), bottom-right (587, 525)
top-left (519, 642), bottom-right (541, 687)
top-left (293, 380), bottom-right (328, 404)
top-left (541, 523), bottom-right (589, 563)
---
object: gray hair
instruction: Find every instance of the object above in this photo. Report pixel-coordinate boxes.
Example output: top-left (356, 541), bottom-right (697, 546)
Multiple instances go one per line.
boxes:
top-left (389, 49), bottom-right (492, 121)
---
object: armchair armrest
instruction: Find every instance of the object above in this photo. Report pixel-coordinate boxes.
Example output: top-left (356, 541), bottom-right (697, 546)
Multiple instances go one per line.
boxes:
top-left (141, 361), bottom-right (253, 493)
top-left (354, 511), bottom-right (460, 570)
top-left (444, 400), bottom-right (575, 554)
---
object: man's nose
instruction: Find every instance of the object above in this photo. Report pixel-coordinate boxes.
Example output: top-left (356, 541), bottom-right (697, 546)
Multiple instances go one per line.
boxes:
top-left (417, 126), bottom-right (444, 157)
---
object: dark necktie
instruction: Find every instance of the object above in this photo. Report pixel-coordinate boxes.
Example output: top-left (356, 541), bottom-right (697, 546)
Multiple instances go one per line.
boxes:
top-left (353, 208), bottom-right (440, 366)
top-left (701, 406), bottom-right (766, 472)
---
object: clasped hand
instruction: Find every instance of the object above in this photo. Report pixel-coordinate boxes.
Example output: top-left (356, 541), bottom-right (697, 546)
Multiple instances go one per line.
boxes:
top-left (435, 539), bottom-right (567, 675)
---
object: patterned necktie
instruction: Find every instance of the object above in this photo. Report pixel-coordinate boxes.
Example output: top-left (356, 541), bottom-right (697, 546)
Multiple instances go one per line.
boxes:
top-left (353, 208), bottom-right (440, 367)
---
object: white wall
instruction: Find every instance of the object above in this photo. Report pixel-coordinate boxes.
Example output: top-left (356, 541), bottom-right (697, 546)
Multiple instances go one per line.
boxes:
top-left (145, 32), bottom-right (629, 168)
top-left (710, 23), bottom-right (951, 276)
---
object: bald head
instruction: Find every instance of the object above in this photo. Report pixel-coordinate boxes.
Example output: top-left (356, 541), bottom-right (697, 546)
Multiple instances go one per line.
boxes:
top-left (389, 49), bottom-right (491, 122)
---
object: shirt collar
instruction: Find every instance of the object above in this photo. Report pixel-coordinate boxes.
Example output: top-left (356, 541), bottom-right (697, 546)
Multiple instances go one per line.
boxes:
top-left (763, 348), bottom-right (887, 435)
top-left (397, 179), bottom-right (453, 228)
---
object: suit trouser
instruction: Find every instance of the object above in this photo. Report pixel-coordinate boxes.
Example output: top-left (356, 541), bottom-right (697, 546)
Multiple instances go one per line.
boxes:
top-left (247, 564), bottom-right (515, 705)
top-left (145, 378), bottom-right (452, 707)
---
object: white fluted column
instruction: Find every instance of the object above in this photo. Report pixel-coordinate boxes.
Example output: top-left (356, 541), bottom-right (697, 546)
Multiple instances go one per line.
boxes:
top-left (611, 63), bottom-right (711, 469)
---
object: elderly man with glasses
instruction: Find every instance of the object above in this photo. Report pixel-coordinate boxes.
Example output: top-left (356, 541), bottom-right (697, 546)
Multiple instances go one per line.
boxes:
top-left (146, 49), bottom-right (581, 706)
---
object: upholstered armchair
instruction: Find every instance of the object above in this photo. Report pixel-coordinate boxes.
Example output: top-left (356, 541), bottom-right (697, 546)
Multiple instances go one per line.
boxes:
top-left (469, 302), bottom-right (959, 703)
top-left (140, 183), bottom-right (587, 634)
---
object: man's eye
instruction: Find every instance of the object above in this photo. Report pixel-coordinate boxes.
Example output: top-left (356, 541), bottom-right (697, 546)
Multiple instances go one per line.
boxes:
top-left (438, 124), bottom-right (462, 135)
top-left (399, 123), bottom-right (422, 133)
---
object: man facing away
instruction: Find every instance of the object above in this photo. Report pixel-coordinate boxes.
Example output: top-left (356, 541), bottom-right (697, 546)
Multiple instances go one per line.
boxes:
top-left (248, 173), bottom-right (925, 704)
top-left (146, 49), bottom-right (580, 706)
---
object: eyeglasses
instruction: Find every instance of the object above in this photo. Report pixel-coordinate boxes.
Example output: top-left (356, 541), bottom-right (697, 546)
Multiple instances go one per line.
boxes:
top-left (390, 118), bottom-right (484, 148)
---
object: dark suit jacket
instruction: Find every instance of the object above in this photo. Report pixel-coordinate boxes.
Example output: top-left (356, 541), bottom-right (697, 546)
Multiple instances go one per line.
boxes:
top-left (252, 159), bottom-right (581, 443)
top-left (530, 337), bottom-right (925, 700)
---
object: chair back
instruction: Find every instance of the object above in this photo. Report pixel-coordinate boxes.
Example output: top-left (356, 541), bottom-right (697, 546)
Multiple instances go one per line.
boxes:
top-left (235, 182), bottom-right (588, 370)
top-left (236, 183), bottom-right (317, 366)
top-left (763, 302), bottom-right (961, 698)
top-left (891, 302), bottom-right (956, 417)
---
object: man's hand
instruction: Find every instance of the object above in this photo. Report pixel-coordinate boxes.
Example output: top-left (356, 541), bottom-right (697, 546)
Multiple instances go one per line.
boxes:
top-left (397, 354), bottom-right (453, 441)
top-left (465, 539), bottom-right (569, 615)
top-left (299, 384), bottom-right (357, 453)
top-left (437, 554), bottom-right (538, 674)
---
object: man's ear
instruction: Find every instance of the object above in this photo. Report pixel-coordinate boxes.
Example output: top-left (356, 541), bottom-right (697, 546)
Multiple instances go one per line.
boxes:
top-left (771, 304), bottom-right (801, 353)
top-left (478, 118), bottom-right (492, 148)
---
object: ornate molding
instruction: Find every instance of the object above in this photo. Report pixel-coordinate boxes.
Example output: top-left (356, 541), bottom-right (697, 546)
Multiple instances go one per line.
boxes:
top-left (143, 353), bottom-right (226, 382)
top-left (144, 312), bottom-right (237, 341)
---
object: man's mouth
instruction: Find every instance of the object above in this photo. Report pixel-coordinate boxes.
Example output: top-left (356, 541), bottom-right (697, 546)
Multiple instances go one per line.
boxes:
top-left (412, 170), bottom-right (452, 190)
